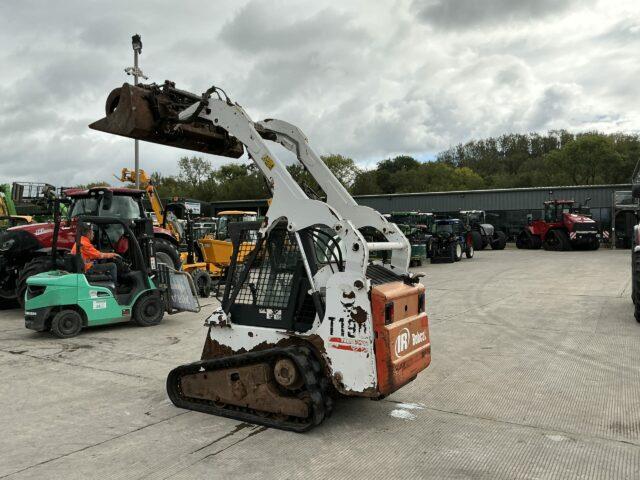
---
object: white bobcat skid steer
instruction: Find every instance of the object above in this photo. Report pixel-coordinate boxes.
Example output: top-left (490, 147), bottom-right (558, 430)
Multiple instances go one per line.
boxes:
top-left (91, 82), bottom-right (432, 431)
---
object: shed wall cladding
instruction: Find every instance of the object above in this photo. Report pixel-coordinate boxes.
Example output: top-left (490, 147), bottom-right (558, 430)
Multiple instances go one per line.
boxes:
top-left (353, 185), bottom-right (630, 240)
top-left (353, 185), bottom-right (629, 214)
top-left (208, 184), bottom-right (630, 239)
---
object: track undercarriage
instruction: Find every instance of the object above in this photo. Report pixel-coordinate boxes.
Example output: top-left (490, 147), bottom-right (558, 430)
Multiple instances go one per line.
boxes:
top-left (167, 346), bottom-right (333, 431)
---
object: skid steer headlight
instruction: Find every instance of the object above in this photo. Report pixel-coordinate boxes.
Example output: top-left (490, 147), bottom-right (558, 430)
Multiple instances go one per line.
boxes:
top-left (384, 301), bottom-right (394, 325)
top-left (0, 239), bottom-right (15, 252)
top-left (418, 292), bottom-right (425, 313)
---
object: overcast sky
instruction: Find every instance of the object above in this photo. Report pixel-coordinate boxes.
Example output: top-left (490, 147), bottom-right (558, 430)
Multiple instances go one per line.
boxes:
top-left (0, 0), bottom-right (638, 187)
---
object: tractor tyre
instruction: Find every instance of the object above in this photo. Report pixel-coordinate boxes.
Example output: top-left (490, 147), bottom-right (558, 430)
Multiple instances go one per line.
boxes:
top-left (530, 235), bottom-right (542, 249)
top-left (133, 294), bottom-right (165, 327)
top-left (444, 243), bottom-right (456, 263)
top-left (516, 231), bottom-right (529, 249)
top-left (542, 230), bottom-right (558, 251)
top-left (191, 269), bottom-right (212, 298)
top-left (454, 243), bottom-right (463, 262)
top-left (465, 244), bottom-right (474, 259)
top-left (153, 238), bottom-right (181, 270)
top-left (491, 231), bottom-right (507, 250)
top-left (16, 256), bottom-right (56, 308)
top-left (51, 309), bottom-right (83, 338)
top-left (426, 238), bottom-right (435, 258)
top-left (469, 231), bottom-right (483, 251)
top-left (589, 237), bottom-right (600, 251)
top-left (543, 230), bottom-right (571, 251)
top-left (634, 252), bottom-right (640, 321)
top-left (632, 251), bottom-right (640, 305)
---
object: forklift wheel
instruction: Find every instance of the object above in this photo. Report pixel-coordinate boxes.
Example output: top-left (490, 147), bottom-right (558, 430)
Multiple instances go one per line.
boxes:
top-left (51, 310), bottom-right (83, 338)
top-left (191, 269), bottom-right (212, 298)
top-left (133, 294), bottom-right (164, 327)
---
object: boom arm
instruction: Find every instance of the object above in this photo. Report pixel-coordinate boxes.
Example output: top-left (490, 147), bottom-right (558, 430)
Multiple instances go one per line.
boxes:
top-left (119, 168), bottom-right (167, 228)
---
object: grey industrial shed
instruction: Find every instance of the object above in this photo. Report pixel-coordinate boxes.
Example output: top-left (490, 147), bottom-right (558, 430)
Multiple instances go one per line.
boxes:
top-left (354, 184), bottom-right (629, 213)
top-left (208, 184), bottom-right (635, 243)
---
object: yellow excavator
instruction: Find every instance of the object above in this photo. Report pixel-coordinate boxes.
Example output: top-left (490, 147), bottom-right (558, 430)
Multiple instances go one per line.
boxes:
top-left (197, 210), bottom-right (257, 276)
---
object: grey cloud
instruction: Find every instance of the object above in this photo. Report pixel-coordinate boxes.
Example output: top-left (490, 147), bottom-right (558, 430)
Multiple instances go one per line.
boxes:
top-left (413, 0), bottom-right (578, 29)
top-left (0, 0), bottom-right (638, 186)
top-left (219, 2), bottom-right (368, 53)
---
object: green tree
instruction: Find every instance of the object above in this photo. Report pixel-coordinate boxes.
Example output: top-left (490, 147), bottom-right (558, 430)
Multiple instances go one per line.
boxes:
top-left (351, 170), bottom-right (382, 195)
top-left (178, 156), bottom-right (212, 189)
top-left (288, 154), bottom-right (360, 196)
top-left (376, 156), bottom-right (421, 193)
top-left (544, 134), bottom-right (622, 185)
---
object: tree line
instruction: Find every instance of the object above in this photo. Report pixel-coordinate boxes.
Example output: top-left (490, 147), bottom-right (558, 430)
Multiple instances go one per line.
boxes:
top-left (76, 130), bottom-right (640, 200)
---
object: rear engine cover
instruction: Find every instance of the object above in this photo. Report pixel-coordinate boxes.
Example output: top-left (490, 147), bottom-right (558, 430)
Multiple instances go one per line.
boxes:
top-left (371, 281), bottom-right (431, 396)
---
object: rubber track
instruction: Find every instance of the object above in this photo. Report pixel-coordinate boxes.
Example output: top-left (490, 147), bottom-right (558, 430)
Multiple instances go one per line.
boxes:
top-left (166, 346), bottom-right (329, 432)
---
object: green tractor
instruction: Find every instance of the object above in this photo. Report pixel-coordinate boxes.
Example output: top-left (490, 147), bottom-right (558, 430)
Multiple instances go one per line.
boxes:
top-left (24, 215), bottom-right (199, 338)
top-left (459, 210), bottom-right (507, 251)
top-left (388, 211), bottom-right (434, 267)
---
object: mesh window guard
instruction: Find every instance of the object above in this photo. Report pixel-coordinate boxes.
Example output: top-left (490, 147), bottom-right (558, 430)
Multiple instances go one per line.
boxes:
top-left (225, 224), bottom-right (301, 311)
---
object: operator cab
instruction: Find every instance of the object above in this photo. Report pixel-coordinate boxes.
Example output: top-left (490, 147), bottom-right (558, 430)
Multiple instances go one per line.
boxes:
top-left (215, 210), bottom-right (258, 241)
top-left (432, 218), bottom-right (465, 236)
top-left (460, 210), bottom-right (486, 226)
top-left (63, 216), bottom-right (155, 306)
top-left (544, 200), bottom-right (578, 222)
top-left (67, 187), bottom-right (146, 244)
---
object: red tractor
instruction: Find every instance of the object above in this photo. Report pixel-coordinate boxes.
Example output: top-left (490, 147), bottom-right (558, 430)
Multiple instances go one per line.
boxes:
top-left (516, 199), bottom-right (600, 251)
top-left (0, 187), bottom-right (181, 307)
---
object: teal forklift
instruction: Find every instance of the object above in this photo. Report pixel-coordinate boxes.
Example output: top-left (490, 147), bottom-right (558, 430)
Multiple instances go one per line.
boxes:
top-left (24, 215), bottom-right (199, 338)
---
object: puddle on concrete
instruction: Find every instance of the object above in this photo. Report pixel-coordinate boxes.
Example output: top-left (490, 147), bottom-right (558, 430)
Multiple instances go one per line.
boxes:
top-left (389, 402), bottom-right (425, 420)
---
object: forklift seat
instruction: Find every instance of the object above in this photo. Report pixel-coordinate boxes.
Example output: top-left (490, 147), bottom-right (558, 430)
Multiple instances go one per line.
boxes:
top-left (63, 254), bottom-right (84, 274)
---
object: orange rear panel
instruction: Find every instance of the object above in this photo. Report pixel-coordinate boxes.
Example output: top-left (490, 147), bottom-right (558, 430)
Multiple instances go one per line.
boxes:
top-left (371, 281), bottom-right (431, 396)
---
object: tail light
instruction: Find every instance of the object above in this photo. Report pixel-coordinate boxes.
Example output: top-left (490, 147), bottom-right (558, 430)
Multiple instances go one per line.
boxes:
top-left (418, 292), bottom-right (425, 313)
top-left (27, 285), bottom-right (46, 300)
top-left (384, 302), bottom-right (394, 325)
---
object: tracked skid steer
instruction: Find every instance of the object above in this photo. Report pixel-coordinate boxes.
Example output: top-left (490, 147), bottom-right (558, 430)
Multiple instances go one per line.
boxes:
top-left (91, 81), bottom-right (431, 431)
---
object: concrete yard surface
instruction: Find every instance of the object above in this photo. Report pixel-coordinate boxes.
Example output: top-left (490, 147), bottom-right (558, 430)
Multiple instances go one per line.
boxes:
top-left (1, 247), bottom-right (639, 479)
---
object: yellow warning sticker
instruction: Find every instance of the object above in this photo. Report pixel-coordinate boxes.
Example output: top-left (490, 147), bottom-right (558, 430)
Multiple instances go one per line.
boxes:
top-left (262, 155), bottom-right (275, 170)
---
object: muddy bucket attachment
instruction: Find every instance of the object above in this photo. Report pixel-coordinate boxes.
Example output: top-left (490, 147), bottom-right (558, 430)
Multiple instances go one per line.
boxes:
top-left (89, 81), bottom-right (244, 158)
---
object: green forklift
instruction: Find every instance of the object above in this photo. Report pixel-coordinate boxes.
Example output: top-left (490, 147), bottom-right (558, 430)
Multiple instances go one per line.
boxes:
top-left (24, 215), bottom-right (199, 338)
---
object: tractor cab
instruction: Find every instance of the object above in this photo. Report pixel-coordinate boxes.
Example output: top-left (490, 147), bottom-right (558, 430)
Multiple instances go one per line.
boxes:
top-left (460, 210), bottom-right (486, 227)
top-left (389, 211), bottom-right (434, 230)
top-left (24, 216), bottom-right (199, 338)
top-left (432, 218), bottom-right (465, 236)
top-left (544, 200), bottom-right (577, 223)
top-left (67, 188), bottom-right (145, 242)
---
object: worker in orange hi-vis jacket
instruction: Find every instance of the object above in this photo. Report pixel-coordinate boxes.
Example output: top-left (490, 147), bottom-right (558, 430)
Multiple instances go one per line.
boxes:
top-left (71, 223), bottom-right (120, 284)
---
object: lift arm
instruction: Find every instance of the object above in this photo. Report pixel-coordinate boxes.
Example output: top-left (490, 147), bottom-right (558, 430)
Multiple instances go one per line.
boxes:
top-left (255, 119), bottom-right (410, 270)
top-left (93, 82), bottom-right (411, 279)
top-left (176, 93), bottom-right (410, 273)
